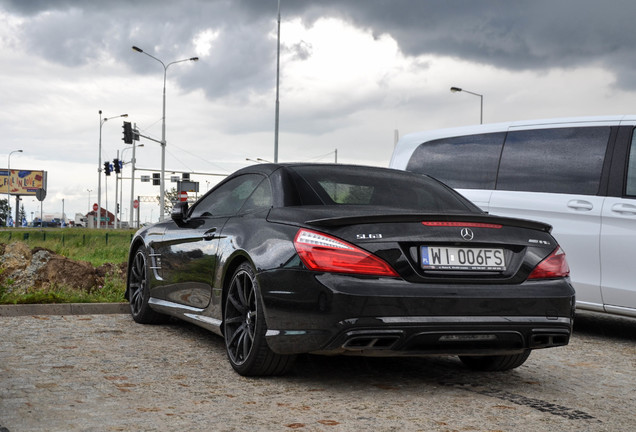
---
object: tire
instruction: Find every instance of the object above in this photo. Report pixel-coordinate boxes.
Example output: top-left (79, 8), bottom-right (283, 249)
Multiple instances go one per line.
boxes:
top-left (127, 246), bottom-right (168, 324)
top-left (459, 350), bottom-right (531, 371)
top-left (223, 262), bottom-right (295, 376)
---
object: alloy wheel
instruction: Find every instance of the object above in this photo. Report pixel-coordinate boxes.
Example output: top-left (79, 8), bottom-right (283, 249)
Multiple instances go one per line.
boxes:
top-left (129, 249), bottom-right (146, 317)
top-left (224, 268), bottom-right (257, 366)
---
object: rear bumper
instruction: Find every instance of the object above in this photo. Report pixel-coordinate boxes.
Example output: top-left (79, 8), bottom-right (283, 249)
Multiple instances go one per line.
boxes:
top-left (258, 270), bottom-right (575, 355)
top-left (310, 316), bottom-right (571, 356)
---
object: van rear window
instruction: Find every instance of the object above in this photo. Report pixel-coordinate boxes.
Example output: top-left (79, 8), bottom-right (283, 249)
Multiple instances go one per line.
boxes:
top-left (405, 133), bottom-right (505, 189)
top-left (497, 127), bottom-right (610, 195)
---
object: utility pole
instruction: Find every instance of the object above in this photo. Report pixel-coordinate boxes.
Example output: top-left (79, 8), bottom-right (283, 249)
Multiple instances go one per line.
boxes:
top-left (115, 150), bottom-right (119, 229)
top-left (129, 123), bottom-right (138, 229)
top-left (274, 0), bottom-right (281, 163)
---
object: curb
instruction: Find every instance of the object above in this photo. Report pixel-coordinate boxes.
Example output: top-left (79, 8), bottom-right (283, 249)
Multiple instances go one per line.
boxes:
top-left (0, 302), bottom-right (129, 317)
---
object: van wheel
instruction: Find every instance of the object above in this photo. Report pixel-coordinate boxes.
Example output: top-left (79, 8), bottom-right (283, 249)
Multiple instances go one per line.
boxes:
top-left (459, 350), bottom-right (531, 371)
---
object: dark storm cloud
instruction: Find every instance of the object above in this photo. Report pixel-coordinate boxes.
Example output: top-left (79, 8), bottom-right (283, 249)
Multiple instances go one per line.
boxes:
top-left (273, 0), bottom-right (636, 74)
top-left (1, 0), bottom-right (278, 98)
top-left (4, 0), bottom-right (636, 97)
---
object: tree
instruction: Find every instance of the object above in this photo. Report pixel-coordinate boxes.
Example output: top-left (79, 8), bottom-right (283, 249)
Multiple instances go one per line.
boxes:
top-left (157, 187), bottom-right (178, 214)
top-left (0, 198), bottom-right (8, 226)
top-left (19, 204), bottom-right (26, 223)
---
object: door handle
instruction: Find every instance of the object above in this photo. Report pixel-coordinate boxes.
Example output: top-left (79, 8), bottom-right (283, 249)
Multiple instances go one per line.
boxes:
top-left (567, 200), bottom-right (593, 211)
top-left (611, 203), bottom-right (636, 215)
top-left (203, 228), bottom-right (217, 241)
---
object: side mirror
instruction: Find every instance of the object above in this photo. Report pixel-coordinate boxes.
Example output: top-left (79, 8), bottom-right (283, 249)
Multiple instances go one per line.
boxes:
top-left (171, 201), bottom-right (189, 223)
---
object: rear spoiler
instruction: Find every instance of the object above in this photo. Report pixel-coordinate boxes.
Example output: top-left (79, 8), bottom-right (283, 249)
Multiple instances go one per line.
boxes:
top-left (305, 213), bottom-right (552, 233)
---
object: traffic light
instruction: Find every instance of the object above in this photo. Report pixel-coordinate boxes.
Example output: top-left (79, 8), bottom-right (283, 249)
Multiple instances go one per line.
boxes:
top-left (122, 121), bottom-right (133, 144)
top-left (104, 161), bottom-right (111, 176)
top-left (113, 158), bottom-right (121, 173)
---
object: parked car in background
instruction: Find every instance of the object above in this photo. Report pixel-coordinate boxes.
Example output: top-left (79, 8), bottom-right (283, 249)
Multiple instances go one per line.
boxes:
top-left (391, 116), bottom-right (636, 319)
top-left (127, 163), bottom-right (574, 376)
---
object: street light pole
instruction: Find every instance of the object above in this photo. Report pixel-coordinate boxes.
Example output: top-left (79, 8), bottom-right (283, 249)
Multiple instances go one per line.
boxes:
top-left (97, 111), bottom-right (128, 229)
top-left (6, 149), bottom-right (23, 227)
top-left (274, 0), bottom-right (281, 163)
top-left (115, 149), bottom-right (120, 229)
top-left (450, 86), bottom-right (483, 124)
top-left (132, 46), bottom-right (199, 221)
top-left (119, 144), bottom-right (140, 228)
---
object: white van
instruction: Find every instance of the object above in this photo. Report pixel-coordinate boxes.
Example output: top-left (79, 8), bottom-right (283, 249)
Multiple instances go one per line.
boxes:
top-left (390, 115), bottom-right (636, 318)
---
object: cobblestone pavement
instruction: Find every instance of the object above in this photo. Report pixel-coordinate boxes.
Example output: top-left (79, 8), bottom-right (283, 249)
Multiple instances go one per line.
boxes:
top-left (1, 311), bottom-right (634, 432)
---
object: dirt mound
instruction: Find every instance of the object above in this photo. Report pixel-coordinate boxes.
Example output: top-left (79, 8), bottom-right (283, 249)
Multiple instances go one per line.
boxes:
top-left (0, 242), bottom-right (127, 295)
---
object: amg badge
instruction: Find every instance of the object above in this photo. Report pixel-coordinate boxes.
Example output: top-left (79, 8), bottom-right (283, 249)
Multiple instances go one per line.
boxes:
top-left (356, 233), bottom-right (383, 239)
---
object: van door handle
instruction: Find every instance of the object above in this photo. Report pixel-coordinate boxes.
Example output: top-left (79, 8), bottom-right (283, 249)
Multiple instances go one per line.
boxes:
top-left (567, 200), bottom-right (593, 211)
top-left (203, 228), bottom-right (217, 241)
top-left (611, 203), bottom-right (636, 215)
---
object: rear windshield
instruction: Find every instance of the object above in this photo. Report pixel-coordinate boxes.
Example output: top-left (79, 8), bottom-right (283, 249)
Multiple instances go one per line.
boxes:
top-left (288, 165), bottom-right (479, 213)
top-left (406, 132), bottom-right (505, 189)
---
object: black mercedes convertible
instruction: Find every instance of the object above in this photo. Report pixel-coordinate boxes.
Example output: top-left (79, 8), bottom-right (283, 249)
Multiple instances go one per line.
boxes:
top-left (126, 163), bottom-right (575, 376)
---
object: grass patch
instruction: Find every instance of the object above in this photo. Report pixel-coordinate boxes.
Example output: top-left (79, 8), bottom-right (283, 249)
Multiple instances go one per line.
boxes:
top-left (0, 228), bottom-right (132, 304)
top-left (0, 276), bottom-right (125, 304)
top-left (0, 228), bottom-right (133, 266)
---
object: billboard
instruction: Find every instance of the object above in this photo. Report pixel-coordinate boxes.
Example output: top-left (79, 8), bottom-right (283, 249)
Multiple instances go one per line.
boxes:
top-left (0, 169), bottom-right (47, 196)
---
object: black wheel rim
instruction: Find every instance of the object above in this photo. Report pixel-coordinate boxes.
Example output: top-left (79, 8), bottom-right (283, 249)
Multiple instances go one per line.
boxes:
top-left (225, 269), bottom-right (257, 366)
top-left (129, 250), bottom-right (146, 316)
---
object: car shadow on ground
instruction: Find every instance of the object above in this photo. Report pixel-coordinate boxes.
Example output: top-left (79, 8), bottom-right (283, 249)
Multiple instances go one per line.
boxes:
top-left (160, 317), bottom-right (474, 379)
top-left (573, 311), bottom-right (636, 341)
top-left (158, 312), bottom-right (634, 385)
top-left (291, 353), bottom-right (468, 380)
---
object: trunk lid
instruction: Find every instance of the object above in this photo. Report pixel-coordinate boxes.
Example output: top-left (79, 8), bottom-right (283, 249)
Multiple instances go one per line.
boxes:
top-left (268, 206), bottom-right (558, 283)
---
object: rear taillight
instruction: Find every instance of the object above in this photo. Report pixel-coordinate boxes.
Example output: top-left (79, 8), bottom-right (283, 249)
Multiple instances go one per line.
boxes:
top-left (294, 229), bottom-right (398, 277)
top-left (528, 246), bottom-right (570, 279)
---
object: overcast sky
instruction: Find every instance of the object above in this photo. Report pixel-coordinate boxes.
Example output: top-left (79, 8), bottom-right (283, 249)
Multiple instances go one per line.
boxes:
top-left (2, 0), bottom-right (636, 224)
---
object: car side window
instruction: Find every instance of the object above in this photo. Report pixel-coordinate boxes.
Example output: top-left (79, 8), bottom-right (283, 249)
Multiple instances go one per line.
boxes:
top-left (405, 133), bottom-right (505, 189)
top-left (497, 127), bottom-right (610, 195)
top-left (190, 174), bottom-right (264, 218)
top-left (625, 131), bottom-right (636, 196)
top-left (239, 178), bottom-right (273, 213)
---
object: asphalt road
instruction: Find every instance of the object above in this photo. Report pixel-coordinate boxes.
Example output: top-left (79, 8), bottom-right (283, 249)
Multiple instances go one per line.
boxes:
top-left (1, 310), bottom-right (634, 431)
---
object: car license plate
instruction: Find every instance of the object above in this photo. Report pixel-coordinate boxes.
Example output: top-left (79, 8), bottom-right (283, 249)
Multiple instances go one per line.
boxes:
top-left (421, 246), bottom-right (506, 271)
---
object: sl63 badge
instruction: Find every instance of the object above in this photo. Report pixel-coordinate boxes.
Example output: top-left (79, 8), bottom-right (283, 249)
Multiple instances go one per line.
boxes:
top-left (356, 233), bottom-right (383, 239)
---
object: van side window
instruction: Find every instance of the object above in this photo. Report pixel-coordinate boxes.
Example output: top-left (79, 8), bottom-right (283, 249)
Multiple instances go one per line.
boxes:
top-left (497, 127), bottom-right (610, 195)
top-left (405, 133), bottom-right (505, 189)
top-left (626, 131), bottom-right (636, 196)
